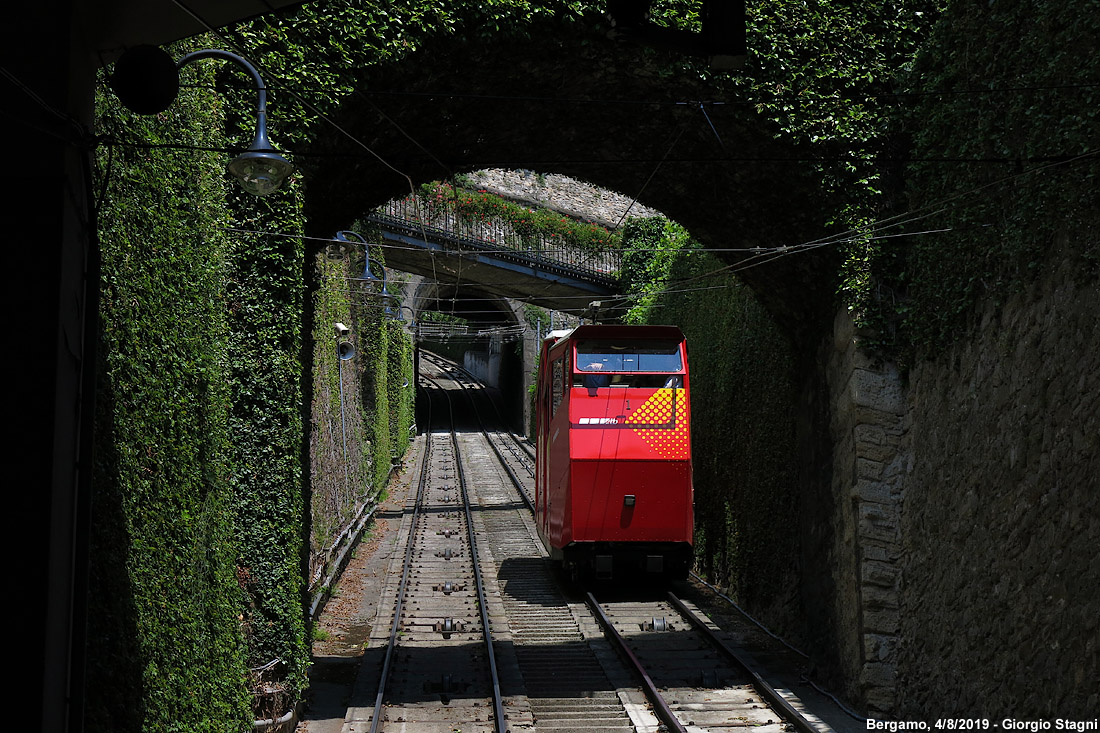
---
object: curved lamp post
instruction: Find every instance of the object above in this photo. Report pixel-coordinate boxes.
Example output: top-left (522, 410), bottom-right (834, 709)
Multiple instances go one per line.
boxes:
top-left (333, 231), bottom-right (397, 317)
top-left (111, 45), bottom-right (294, 196)
top-left (392, 305), bottom-right (417, 326)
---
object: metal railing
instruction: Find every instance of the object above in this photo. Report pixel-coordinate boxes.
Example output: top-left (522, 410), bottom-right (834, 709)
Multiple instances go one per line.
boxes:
top-left (365, 194), bottom-right (621, 285)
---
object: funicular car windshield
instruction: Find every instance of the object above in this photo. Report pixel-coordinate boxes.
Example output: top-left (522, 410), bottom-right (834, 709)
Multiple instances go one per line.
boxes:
top-left (573, 339), bottom-right (683, 388)
top-left (575, 339), bottom-right (683, 372)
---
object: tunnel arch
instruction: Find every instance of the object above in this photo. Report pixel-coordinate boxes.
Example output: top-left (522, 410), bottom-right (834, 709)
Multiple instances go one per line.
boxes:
top-left (300, 17), bottom-right (840, 341)
top-left (411, 279), bottom-right (521, 329)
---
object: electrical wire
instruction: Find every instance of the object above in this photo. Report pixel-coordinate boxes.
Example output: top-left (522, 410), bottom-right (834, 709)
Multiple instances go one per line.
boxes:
top-left (103, 134), bottom-right (1100, 167)
top-left (612, 126), bottom-right (685, 230)
top-left (232, 132), bottom-right (1088, 307)
top-left (165, 0), bottom-right (426, 194)
top-left (1, 65), bottom-right (77, 125)
top-left (136, 0), bottom-right (1099, 225)
top-left (184, 78), bottom-right (1100, 108)
top-left (112, 3), bottom-right (1098, 320)
top-left (161, 0), bottom-right (462, 300)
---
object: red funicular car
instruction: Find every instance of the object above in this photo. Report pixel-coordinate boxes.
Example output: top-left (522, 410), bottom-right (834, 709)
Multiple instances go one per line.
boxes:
top-left (535, 324), bottom-right (693, 581)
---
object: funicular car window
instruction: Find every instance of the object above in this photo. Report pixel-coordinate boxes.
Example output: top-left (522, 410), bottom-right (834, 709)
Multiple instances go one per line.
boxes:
top-left (573, 340), bottom-right (683, 388)
top-left (574, 340), bottom-right (682, 372)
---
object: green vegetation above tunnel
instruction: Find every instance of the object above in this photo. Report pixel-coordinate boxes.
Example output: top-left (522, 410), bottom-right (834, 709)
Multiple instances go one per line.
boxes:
top-left (237, 0), bottom-right (946, 338)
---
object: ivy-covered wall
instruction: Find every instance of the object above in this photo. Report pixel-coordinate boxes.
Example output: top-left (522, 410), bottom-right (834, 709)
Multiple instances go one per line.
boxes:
top-left (87, 30), bottom-right (414, 730)
top-left (619, 218), bottom-right (803, 641)
top-left (222, 192), bottom-right (310, 717)
top-left (308, 244), bottom-right (414, 610)
top-left (89, 38), bottom-right (254, 732)
top-left (897, 0), bottom-right (1099, 356)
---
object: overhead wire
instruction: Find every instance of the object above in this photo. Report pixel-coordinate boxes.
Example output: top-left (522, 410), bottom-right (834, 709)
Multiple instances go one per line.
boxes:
top-left (179, 77), bottom-right (1100, 108)
top-left (162, 0), bottom-right (469, 297)
top-left (151, 0), bottom-right (1094, 199)
top-left (161, 0), bottom-right (403, 185)
top-left (142, 1), bottom-right (1097, 319)
top-left (611, 126), bottom-right (686, 231)
top-left (611, 146), bottom-right (1099, 306)
top-left (103, 134), bottom-right (1100, 167)
top-left (165, 0), bottom-right (441, 211)
top-left (149, 0), bottom-right (1099, 182)
top-left (233, 134), bottom-right (1093, 305)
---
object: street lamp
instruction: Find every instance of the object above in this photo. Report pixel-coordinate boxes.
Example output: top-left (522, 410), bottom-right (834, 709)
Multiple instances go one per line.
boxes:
top-left (110, 45), bottom-right (294, 196)
top-left (392, 305), bottom-right (417, 325)
top-left (332, 230), bottom-right (397, 316)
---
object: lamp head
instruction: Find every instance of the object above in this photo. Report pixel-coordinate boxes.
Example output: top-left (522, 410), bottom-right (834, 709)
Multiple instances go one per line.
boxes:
top-left (227, 148), bottom-right (295, 196)
top-left (112, 46), bottom-right (296, 197)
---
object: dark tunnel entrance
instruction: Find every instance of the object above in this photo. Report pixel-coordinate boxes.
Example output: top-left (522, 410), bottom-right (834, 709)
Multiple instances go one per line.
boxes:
top-left (408, 280), bottom-right (529, 435)
top-left (415, 338), bottom-right (525, 434)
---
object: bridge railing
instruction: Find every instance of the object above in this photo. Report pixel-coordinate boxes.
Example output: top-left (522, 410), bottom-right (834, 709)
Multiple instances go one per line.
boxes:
top-left (367, 194), bottom-right (621, 284)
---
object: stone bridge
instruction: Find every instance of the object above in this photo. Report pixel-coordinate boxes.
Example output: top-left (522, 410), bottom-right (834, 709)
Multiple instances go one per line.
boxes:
top-left (364, 195), bottom-right (618, 315)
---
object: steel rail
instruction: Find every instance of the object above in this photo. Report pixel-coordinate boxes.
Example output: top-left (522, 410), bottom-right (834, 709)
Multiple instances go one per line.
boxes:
top-left (665, 591), bottom-right (820, 733)
top-left (430, 369), bottom-right (508, 733)
top-left (421, 352), bottom-right (514, 435)
top-left (425, 351), bottom-right (817, 732)
top-left (422, 351), bottom-right (536, 495)
top-left (479, 429), bottom-right (535, 513)
top-left (368, 385), bottom-right (434, 733)
top-left (585, 592), bottom-right (689, 733)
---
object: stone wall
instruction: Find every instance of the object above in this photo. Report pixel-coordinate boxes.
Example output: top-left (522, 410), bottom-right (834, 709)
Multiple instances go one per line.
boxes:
top-left (821, 254), bottom-right (1099, 717)
top-left (463, 349), bottom-right (503, 388)
top-left (463, 169), bottom-right (660, 229)
top-left (823, 310), bottom-right (908, 715)
top-left (898, 256), bottom-right (1100, 717)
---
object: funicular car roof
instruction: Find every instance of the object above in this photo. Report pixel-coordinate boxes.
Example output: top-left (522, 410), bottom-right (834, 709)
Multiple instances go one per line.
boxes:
top-left (545, 324), bottom-right (686, 347)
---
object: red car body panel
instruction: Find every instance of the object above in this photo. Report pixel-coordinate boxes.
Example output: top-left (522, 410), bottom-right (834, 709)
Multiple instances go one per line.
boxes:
top-left (535, 325), bottom-right (693, 576)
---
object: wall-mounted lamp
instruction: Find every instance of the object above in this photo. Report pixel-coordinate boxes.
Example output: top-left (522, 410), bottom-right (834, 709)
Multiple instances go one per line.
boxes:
top-left (332, 231), bottom-right (397, 316)
top-left (110, 45), bottom-right (294, 196)
top-left (332, 322), bottom-right (353, 491)
top-left (332, 231), bottom-right (385, 282)
top-left (393, 305), bottom-right (417, 326)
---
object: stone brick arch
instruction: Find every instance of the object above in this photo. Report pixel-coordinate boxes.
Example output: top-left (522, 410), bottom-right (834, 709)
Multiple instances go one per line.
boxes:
top-left (301, 19), bottom-right (838, 339)
top-left (411, 279), bottom-right (519, 328)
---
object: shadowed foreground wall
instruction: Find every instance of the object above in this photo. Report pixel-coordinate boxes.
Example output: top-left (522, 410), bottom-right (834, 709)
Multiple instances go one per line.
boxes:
top-left (898, 254), bottom-right (1100, 716)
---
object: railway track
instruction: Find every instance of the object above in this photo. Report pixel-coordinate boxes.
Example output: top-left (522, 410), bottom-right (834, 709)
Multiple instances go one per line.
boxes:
top-left (586, 590), bottom-right (816, 732)
top-left (335, 352), bottom-right (827, 732)
top-left (422, 353), bottom-right (639, 731)
top-left (348, 363), bottom-right (514, 732)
